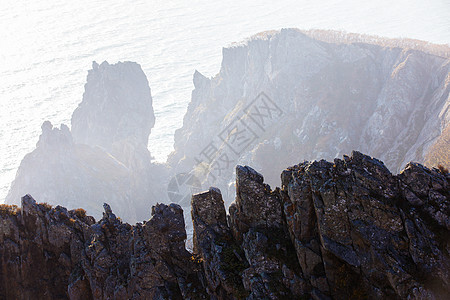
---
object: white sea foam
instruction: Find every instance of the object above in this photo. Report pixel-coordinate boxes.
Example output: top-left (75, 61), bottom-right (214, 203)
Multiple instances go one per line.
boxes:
top-left (0, 0), bottom-right (449, 202)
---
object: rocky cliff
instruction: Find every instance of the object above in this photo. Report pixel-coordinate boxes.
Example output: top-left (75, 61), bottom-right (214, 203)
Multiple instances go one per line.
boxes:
top-left (6, 29), bottom-right (450, 239)
top-left (71, 61), bottom-right (155, 168)
top-left (1, 151), bottom-right (448, 299)
top-left (169, 28), bottom-right (450, 210)
top-left (5, 61), bottom-right (169, 222)
top-left (6, 30), bottom-right (449, 229)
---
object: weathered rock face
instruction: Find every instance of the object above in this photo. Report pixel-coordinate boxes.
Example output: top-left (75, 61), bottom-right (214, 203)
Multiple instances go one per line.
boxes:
top-left (71, 61), bottom-right (155, 162)
top-left (77, 202), bottom-right (206, 300)
top-left (192, 152), bottom-right (449, 299)
top-left (280, 151), bottom-right (449, 299)
top-left (192, 188), bottom-right (248, 299)
top-left (169, 28), bottom-right (450, 209)
top-left (228, 166), bottom-right (304, 299)
top-left (0, 195), bottom-right (95, 299)
top-left (1, 152), bottom-right (448, 299)
top-left (0, 196), bottom-right (206, 300)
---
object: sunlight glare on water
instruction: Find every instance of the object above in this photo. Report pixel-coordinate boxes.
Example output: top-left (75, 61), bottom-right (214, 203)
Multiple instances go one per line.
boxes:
top-left (0, 0), bottom-right (449, 202)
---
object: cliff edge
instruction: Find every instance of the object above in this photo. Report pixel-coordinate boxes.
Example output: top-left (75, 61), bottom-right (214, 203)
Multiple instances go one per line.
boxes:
top-left (0, 151), bottom-right (448, 299)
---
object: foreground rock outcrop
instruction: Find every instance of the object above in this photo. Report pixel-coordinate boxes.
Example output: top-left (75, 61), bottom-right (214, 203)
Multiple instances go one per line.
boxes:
top-left (0, 197), bottom-right (206, 299)
top-left (279, 151), bottom-right (449, 299)
top-left (1, 151), bottom-right (448, 299)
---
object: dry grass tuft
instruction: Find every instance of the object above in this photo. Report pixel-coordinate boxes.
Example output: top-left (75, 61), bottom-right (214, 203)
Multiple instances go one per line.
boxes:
top-left (39, 202), bottom-right (53, 211)
top-left (425, 125), bottom-right (450, 171)
top-left (0, 204), bottom-right (21, 216)
top-left (437, 164), bottom-right (449, 174)
top-left (74, 208), bottom-right (86, 219)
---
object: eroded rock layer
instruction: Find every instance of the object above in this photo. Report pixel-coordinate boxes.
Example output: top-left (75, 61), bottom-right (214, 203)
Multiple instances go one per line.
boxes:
top-left (0, 151), bottom-right (448, 299)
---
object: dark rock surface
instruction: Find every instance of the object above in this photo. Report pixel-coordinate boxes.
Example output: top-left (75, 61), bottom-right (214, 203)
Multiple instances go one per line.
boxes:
top-left (280, 151), bottom-right (449, 299)
top-left (192, 187), bottom-right (247, 299)
top-left (1, 151), bottom-right (448, 299)
top-left (229, 166), bottom-right (304, 299)
top-left (0, 197), bottom-right (206, 300)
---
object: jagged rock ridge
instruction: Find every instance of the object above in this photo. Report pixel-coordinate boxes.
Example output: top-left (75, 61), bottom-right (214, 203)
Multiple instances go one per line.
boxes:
top-left (1, 151), bottom-right (448, 299)
top-left (0, 196), bottom-right (206, 299)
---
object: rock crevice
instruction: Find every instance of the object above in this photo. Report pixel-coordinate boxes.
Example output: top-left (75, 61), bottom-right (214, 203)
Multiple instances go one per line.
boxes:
top-left (0, 151), bottom-right (448, 299)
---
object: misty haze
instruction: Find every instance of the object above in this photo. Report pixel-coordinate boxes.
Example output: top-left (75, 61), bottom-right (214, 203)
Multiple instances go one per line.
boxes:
top-left (0, 1), bottom-right (449, 299)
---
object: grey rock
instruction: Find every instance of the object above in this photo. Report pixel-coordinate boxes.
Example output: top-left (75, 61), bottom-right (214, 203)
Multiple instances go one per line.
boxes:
top-left (169, 29), bottom-right (450, 212)
top-left (6, 62), bottom-right (170, 223)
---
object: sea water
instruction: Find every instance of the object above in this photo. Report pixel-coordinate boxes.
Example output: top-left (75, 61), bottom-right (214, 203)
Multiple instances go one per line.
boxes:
top-left (0, 0), bottom-right (449, 202)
